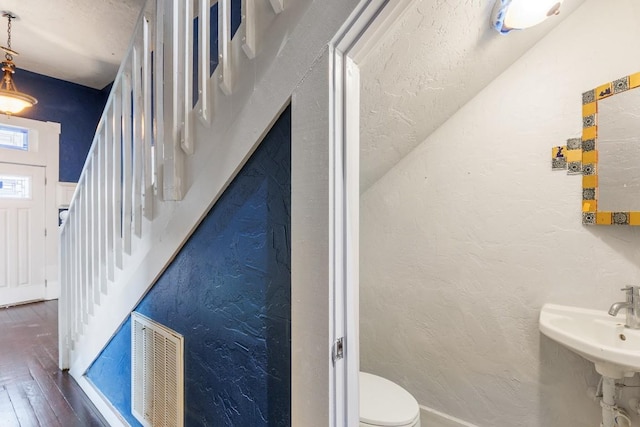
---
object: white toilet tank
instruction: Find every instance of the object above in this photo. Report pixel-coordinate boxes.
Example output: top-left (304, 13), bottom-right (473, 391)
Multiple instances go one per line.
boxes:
top-left (359, 372), bottom-right (421, 427)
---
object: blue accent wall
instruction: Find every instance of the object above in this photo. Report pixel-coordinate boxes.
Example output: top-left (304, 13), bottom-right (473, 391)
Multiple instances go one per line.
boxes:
top-left (13, 69), bottom-right (108, 182)
top-left (87, 105), bottom-right (291, 427)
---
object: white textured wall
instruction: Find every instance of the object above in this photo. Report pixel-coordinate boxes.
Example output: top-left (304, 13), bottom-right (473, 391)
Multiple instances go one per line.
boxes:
top-left (360, 0), bottom-right (640, 426)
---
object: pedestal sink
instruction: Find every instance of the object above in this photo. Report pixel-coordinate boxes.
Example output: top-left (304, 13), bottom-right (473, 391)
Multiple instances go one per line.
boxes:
top-left (539, 303), bottom-right (640, 378)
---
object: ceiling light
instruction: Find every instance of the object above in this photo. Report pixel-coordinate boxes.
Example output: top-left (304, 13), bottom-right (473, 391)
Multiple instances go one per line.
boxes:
top-left (492, 0), bottom-right (563, 34)
top-left (0, 12), bottom-right (37, 115)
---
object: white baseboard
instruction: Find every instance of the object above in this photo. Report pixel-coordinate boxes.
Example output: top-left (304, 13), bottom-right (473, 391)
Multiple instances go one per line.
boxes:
top-left (75, 375), bottom-right (130, 427)
top-left (420, 405), bottom-right (479, 427)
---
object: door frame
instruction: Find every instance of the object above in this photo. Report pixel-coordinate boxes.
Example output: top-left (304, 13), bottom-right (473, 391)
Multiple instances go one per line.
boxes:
top-left (329, 0), bottom-right (419, 424)
top-left (0, 116), bottom-right (61, 302)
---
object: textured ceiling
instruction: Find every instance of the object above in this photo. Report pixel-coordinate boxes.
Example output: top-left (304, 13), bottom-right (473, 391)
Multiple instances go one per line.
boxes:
top-left (360, 0), bottom-right (588, 192)
top-left (1, 0), bottom-right (145, 89)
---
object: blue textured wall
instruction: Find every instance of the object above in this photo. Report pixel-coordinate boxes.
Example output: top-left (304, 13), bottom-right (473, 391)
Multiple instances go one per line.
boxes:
top-left (13, 69), bottom-right (108, 182)
top-left (87, 105), bottom-right (291, 427)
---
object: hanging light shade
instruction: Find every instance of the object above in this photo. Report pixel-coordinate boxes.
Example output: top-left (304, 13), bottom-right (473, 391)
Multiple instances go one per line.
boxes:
top-left (0, 12), bottom-right (37, 115)
top-left (492, 0), bottom-right (563, 34)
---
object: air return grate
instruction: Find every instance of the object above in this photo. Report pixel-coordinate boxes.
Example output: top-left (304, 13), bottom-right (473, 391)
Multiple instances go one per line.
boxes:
top-left (131, 312), bottom-right (184, 427)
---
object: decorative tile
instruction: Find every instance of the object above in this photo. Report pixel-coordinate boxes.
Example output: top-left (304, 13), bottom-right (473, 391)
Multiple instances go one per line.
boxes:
top-left (613, 212), bottom-right (630, 225)
top-left (582, 102), bottom-right (597, 117)
top-left (630, 212), bottom-right (640, 226)
top-left (597, 212), bottom-right (612, 225)
top-left (630, 72), bottom-right (640, 89)
top-left (582, 188), bottom-right (596, 200)
top-left (582, 126), bottom-right (596, 140)
top-left (582, 138), bottom-right (596, 152)
top-left (568, 161), bottom-right (582, 175)
top-left (596, 83), bottom-right (613, 100)
top-left (552, 157), bottom-right (567, 170)
top-left (567, 138), bottom-right (582, 150)
top-left (582, 114), bottom-right (596, 128)
top-left (582, 163), bottom-right (596, 175)
top-left (583, 175), bottom-right (598, 188)
top-left (566, 149), bottom-right (582, 162)
top-left (552, 146), bottom-right (566, 170)
top-left (582, 90), bottom-right (596, 105)
top-left (583, 200), bottom-right (596, 212)
top-left (583, 212), bottom-right (596, 225)
top-left (613, 77), bottom-right (629, 94)
top-left (582, 150), bottom-right (597, 164)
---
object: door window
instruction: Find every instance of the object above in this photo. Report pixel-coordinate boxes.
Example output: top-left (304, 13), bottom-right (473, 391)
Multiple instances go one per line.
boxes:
top-left (0, 124), bottom-right (28, 151)
top-left (0, 175), bottom-right (31, 199)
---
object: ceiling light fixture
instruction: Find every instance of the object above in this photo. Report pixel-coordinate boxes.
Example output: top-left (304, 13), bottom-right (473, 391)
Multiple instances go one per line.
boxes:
top-left (0, 12), bottom-right (37, 115)
top-left (492, 0), bottom-right (563, 34)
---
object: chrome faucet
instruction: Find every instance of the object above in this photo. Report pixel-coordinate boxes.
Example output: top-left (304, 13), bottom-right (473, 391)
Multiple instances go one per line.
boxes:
top-left (608, 286), bottom-right (640, 329)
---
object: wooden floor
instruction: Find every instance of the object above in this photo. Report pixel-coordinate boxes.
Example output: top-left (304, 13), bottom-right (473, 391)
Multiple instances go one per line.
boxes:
top-left (0, 300), bottom-right (108, 427)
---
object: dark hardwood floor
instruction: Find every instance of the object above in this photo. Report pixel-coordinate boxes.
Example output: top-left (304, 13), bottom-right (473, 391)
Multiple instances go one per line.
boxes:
top-left (0, 300), bottom-right (108, 427)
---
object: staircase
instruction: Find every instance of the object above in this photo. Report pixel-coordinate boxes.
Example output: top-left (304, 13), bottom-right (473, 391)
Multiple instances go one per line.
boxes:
top-left (59, 0), bottom-right (300, 410)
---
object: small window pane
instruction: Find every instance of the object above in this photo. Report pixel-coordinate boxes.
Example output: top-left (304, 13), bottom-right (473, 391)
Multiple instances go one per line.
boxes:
top-left (0, 124), bottom-right (28, 151)
top-left (0, 175), bottom-right (31, 199)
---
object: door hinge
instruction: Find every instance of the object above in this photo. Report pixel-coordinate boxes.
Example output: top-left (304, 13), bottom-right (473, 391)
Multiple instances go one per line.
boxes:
top-left (44, 280), bottom-right (48, 288)
top-left (44, 228), bottom-right (47, 237)
top-left (332, 337), bottom-right (344, 365)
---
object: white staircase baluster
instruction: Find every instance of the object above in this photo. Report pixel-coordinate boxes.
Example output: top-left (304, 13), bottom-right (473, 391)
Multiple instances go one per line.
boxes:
top-left (122, 73), bottom-right (133, 255)
top-left (81, 177), bottom-right (92, 316)
top-left (161, 0), bottom-right (185, 201)
top-left (142, 16), bottom-right (155, 218)
top-left (90, 155), bottom-right (101, 304)
top-left (112, 92), bottom-right (124, 270)
top-left (198, 0), bottom-right (211, 124)
top-left (242, 0), bottom-right (256, 59)
top-left (69, 212), bottom-right (77, 336)
top-left (219, 0), bottom-right (233, 95)
top-left (75, 206), bottom-right (87, 326)
top-left (98, 133), bottom-right (108, 294)
top-left (132, 40), bottom-right (144, 235)
top-left (84, 163), bottom-right (94, 306)
top-left (105, 112), bottom-right (116, 282)
top-left (181, 0), bottom-right (194, 155)
top-left (154, 0), bottom-right (165, 201)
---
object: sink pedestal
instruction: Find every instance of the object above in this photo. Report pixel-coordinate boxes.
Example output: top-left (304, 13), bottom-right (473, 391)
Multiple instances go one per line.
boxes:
top-left (601, 376), bottom-right (616, 427)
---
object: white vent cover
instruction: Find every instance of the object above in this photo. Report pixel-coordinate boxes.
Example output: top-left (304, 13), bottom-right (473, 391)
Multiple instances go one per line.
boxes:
top-left (131, 312), bottom-right (184, 427)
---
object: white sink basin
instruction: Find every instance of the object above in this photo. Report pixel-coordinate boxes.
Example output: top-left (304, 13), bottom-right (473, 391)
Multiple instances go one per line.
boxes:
top-left (539, 303), bottom-right (640, 378)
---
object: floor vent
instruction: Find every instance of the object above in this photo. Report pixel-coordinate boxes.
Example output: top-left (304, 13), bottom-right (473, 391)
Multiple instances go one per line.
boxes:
top-left (131, 312), bottom-right (184, 427)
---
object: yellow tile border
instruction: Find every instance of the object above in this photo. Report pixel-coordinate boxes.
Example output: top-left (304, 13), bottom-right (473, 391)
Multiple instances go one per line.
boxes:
top-left (576, 72), bottom-right (640, 225)
top-left (582, 150), bottom-right (597, 164)
top-left (582, 200), bottom-right (596, 212)
top-left (582, 102), bottom-right (597, 117)
top-left (566, 149), bottom-right (582, 162)
top-left (596, 212), bottom-right (612, 225)
top-left (582, 175), bottom-right (598, 188)
top-left (596, 82), bottom-right (613, 100)
top-left (582, 126), bottom-right (596, 140)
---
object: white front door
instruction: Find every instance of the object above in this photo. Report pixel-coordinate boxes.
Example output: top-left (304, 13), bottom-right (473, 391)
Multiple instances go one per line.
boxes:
top-left (0, 162), bottom-right (47, 306)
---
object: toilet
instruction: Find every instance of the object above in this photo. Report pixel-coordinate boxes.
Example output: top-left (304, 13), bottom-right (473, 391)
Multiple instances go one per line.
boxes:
top-left (360, 372), bottom-right (421, 427)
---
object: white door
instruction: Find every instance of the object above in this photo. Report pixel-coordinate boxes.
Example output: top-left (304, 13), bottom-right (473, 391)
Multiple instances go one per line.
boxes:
top-left (0, 162), bottom-right (47, 306)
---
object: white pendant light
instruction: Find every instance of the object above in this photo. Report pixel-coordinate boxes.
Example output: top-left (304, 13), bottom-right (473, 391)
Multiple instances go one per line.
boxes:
top-left (492, 0), bottom-right (563, 34)
top-left (0, 12), bottom-right (37, 115)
